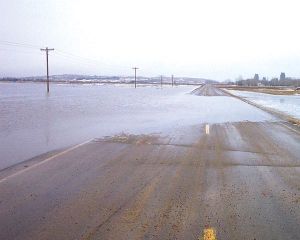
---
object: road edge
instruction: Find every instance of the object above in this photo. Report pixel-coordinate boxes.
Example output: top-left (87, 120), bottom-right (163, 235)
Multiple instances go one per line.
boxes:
top-left (219, 87), bottom-right (300, 133)
top-left (0, 139), bottom-right (93, 183)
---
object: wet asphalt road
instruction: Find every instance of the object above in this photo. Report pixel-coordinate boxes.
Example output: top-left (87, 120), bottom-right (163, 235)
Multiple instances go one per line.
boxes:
top-left (191, 84), bottom-right (226, 96)
top-left (0, 85), bottom-right (299, 240)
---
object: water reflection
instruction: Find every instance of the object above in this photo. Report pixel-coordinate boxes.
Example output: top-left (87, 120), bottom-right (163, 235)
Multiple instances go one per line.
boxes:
top-left (0, 82), bottom-right (274, 170)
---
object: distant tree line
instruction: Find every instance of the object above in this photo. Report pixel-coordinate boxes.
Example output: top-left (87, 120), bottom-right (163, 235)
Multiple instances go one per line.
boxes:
top-left (0, 77), bottom-right (19, 82)
top-left (234, 78), bottom-right (300, 87)
top-left (232, 73), bottom-right (300, 87)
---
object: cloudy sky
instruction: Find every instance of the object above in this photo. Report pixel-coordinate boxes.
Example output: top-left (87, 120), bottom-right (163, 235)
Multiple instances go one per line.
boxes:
top-left (1, 0), bottom-right (300, 81)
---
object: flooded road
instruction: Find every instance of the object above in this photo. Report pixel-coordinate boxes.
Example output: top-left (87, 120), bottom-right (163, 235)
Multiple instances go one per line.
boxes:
top-left (0, 82), bottom-right (274, 170)
top-left (0, 83), bottom-right (299, 239)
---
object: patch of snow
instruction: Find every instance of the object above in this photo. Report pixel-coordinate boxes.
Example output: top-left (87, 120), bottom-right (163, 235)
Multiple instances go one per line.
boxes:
top-left (227, 90), bottom-right (300, 119)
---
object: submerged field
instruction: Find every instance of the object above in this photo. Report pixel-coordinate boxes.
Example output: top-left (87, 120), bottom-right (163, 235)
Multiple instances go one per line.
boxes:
top-left (226, 89), bottom-right (300, 120)
top-left (0, 82), bottom-right (275, 170)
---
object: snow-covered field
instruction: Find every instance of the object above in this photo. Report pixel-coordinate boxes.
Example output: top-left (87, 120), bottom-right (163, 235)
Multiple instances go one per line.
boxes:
top-left (227, 90), bottom-right (300, 119)
top-left (0, 82), bottom-right (274, 169)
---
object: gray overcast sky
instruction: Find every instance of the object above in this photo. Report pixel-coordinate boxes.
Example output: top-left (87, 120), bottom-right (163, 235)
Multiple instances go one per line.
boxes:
top-left (1, 0), bottom-right (300, 81)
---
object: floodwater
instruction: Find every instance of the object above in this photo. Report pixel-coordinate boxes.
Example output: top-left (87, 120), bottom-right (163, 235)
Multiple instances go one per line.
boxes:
top-left (0, 82), bottom-right (275, 170)
top-left (227, 90), bottom-right (300, 119)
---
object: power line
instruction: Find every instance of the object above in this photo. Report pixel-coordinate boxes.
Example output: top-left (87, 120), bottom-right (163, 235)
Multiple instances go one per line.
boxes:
top-left (55, 49), bottom-right (101, 64)
top-left (0, 40), bottom-right (132, 76)
top-left (55, 49), bottom-right (129, 71)
top-left (0, 47), bottom-right (43, 56)
top-left (54, 52), bottom-right (100, 67)
top-left (0, 40), bottom-right (130, 71)
top-left (0, 40), bottom-right (40, 49)
top-left (0, 43), bottom-right (126, 74)
top-left (0, 40), bottom-right (123, 69)
top-left (53, 52), bottom-right (130, 73)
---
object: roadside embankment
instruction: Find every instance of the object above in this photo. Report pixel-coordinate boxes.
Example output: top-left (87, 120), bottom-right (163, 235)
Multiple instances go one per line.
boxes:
top-left (221, 88), bottom-right (300, 127)
top-left (220, 85), bottom-right (300, 95)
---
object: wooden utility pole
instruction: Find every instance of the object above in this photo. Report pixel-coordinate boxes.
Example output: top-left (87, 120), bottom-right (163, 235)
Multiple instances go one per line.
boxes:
top-left (40, 47), bottom-right (54, 92)
top-left (171, 74), bottom-right (174, 87)
top-left (132, 67), bottom-right (139, 88)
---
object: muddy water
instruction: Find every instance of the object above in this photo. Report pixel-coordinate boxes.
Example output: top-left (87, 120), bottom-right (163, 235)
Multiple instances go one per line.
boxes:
top-left (0, 82), bottom-right (275, 170)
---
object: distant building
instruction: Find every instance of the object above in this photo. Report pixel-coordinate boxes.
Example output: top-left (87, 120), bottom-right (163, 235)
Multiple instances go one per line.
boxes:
top-left (270, 78), bottom-right (279, 86)
top-left (254, 74), bottom-right (259, 81)
top-left (280, 72), bottom-right (286, 81)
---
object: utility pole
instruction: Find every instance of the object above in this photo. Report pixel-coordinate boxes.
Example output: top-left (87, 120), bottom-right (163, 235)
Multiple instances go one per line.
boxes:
top-left (40, 47), bottom-right (54, 93)
top-left (132, 67), bottom-right (139, 88)
top-left (171, 74), bottom-right (174, 87)
top-left (160, 75), bottom-right (163, 88)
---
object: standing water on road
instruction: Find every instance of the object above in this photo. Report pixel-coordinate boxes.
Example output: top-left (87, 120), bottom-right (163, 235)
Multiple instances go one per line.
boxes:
top-left (0, 82), bottom-right (275, 170)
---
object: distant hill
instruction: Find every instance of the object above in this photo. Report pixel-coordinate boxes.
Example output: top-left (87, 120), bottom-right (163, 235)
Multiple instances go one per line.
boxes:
top-left (0, 74), bottom-right (218, 85)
